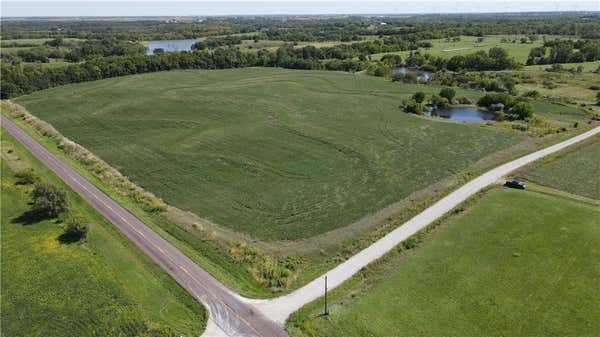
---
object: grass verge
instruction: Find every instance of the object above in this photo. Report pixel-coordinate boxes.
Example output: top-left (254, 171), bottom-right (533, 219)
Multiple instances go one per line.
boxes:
top-left (1, 130), bottom-right (206, 337)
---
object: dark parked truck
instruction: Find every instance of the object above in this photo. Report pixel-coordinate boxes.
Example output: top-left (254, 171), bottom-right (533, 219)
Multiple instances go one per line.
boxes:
top-left (505, 180), bottom-right (526, 189)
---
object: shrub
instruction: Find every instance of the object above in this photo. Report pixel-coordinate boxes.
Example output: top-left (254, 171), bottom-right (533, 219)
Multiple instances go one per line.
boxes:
top-left (439, 87), bottom-right (456, 101)
top-left (32, 183), bottom-right (69, 217)
top-left (412, 91), bottom-right (426, 103)
top-left (493, 110), bottom-right (506, 121)
top-left (457, 96), bottom-right (472, 105)
top-left (380, 54), bottom-right (403, 66)
top-left (403, 237), bottom-right (419, 250)
top-left (14, 169), bottom-right (39, 185)
top-left (523, 90), bottom-right (541, 98)
top-left (228, 242), bottom-right (300, 289)
top-left (512, 124), bottom-right (529, 131)
top-left (430, 94), bottom-right (450, 109)
top-left (477, 93), bottom-right (513, 108)
top-left (400, 99), bottom-right (424, 114)
top-left (62, 214), bottom-right (89, 242)
top-left (510, 101), bottom-right (534, 120)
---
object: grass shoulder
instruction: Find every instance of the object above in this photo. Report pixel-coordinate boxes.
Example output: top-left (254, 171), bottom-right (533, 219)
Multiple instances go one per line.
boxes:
top-left (1, 130), bottom-right (206, 337)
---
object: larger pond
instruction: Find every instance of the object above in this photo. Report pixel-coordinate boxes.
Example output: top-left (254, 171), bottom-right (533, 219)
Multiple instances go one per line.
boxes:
top-left (146, 39), bottom-right (197, 55)
top-left (426, 107), bottom-right (495, 123)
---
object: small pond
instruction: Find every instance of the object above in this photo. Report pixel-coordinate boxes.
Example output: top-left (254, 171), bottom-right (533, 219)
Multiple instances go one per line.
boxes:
top-left (146, 39), bottom-right (197, 55)
top-left (426, 107), bottom-right (495, 123)
top-left (392, 67), bottom-right (430, 82)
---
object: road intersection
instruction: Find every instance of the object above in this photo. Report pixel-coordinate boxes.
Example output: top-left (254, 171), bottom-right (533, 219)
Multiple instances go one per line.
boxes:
top-left (4, 114), bottom-right (598, 336)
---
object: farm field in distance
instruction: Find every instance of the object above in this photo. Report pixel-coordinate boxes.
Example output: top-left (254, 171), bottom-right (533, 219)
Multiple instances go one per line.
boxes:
top-left (287, 188), bottom-right (600, 337)
top-left (370, 35), bottom-right (544, 63)
top-left (0, 131), bottom-right (205, 337)
top-left (14, 67), bottom-right (524, 241)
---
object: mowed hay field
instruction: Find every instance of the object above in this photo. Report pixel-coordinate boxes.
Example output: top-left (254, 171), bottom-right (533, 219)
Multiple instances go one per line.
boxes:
top-left (1, 132), bottom-right (205, 337)
top-left (522, 136), bottom-right (600, 199)
top-left (287, 189), bottom-right (600, 337)
top-left (15, 68), bottom-right (521, 240)
top-left (371, 35), bottom-right (544, 63)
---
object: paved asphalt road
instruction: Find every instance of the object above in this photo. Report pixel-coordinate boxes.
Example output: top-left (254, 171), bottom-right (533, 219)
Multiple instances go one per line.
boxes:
top-left (1, 115), bottom-right (288, 337)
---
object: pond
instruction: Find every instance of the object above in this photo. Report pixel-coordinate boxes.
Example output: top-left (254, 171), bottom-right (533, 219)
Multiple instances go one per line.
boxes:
top-left (392, 67), bottom-right (430, 82)
top-left (426, 107), bottom-right (496, 123)
top-left (146, 39), bottom-right (197, 55)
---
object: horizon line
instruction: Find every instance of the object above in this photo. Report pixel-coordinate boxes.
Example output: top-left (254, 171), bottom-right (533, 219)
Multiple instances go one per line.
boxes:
top-left (3, 10), bottom-right (600, 19)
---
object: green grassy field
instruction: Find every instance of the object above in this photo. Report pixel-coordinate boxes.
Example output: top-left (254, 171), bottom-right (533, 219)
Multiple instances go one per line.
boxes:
top-left (529, 100), bottom-right (590, 121)
top-left (520, 136), bottom-right (600, 199)
top-left (371, 35), bottom-right (544, 63)
top-left (15, 68), bottom-right (524, 240)
top-left (287, 188), bottom-right (600, 337)
top-left (1, 131), bottom-right (205, 337)
top-left (514, 69), bottom-right (600, 103)
top-left (524, 61), bottom-right (600, 72)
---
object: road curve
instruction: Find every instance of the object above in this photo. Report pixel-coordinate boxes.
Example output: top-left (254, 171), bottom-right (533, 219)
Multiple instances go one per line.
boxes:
top-left (1, 115), bottom-right (288, 337)
top-left (249, 125), bottom-right (600, 324)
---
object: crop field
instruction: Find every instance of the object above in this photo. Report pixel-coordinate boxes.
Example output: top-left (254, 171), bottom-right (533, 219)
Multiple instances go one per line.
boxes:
top-left (288, 188), bottom-right (600, 337)
top-left (521, 136), bottom-right (600, 199)
top-left (371, 35), bottom-right (544, 63)
top-left (1, 132), bottom-right (205, 337)
top-left (14, 68), bottom-right (526, 240)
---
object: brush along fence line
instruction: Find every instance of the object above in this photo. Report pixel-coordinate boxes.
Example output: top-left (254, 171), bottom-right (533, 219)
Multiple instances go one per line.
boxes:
top-left (3, 101), bottom-right (167, 213)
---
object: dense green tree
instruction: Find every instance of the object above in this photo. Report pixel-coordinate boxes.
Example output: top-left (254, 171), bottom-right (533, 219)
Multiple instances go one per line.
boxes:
top-left (412, 91), bottom-right (426, 103)
top-left (439, 88), bottom-right (456, 102)
top-left (32, 183), bottom-right (69, 218)
top-left (510, 101), bottom-right (534, 119)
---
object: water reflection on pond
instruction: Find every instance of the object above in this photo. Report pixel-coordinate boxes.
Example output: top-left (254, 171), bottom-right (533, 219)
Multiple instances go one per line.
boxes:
top-left (426, 107), bottom-right (495, 123)
top-left (392, 67), bottom-right (430, 81)
top-left (146, 39), bottom-right (197, 55)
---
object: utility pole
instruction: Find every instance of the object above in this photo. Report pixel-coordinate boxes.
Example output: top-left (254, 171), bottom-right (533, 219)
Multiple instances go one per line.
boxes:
top-left (324, 275), bottom-right (329, 316)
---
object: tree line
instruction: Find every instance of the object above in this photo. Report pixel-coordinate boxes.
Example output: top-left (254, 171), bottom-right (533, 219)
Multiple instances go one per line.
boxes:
top-left (1, 43), bottom-right (526, 99)
top-left (527, 39), bottom-right (600, 65)
top-left (0, 47), bottom-right (365, 98)
top-left (3, 14), bottom-right (598, 42)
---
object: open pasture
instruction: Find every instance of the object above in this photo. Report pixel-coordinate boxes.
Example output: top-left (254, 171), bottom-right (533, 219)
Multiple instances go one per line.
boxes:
top-left (371, 35), bottom-right (544, 63)
top-left (15, 68), bottom-right (523, 240)
top-left (288, 188), bottom-right (600, 337)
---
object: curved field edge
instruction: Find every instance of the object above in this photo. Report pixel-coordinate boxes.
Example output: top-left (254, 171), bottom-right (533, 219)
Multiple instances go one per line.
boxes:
top-left (1, 131), bottom-right (206, 337)
top-left (13, 67), bottom-right (527, 241)
top-left (3, 68), bottom-right (595, 298)
top-left (286, 187), bottom-right (600, 337)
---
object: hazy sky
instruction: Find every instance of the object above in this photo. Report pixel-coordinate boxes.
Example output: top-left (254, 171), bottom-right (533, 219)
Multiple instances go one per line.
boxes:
top-left (2, 1), bottom-right (599, 17)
